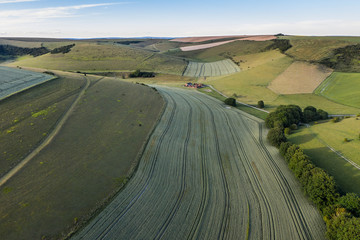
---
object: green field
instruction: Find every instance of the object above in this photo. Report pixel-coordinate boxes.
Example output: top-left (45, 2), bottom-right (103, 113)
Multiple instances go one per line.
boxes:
top-left (288, 118), bottom-right (360, 195)
top-left (0, 75), bottom-right (164, 239)
top-left (7, 43), bottom-right (187, 75)
top-left (315, 72), bottom-right (360, 108)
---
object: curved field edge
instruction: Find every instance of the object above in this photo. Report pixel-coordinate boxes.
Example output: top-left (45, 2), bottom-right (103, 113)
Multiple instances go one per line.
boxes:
top-left (0, 77), bottom-right (165, 240)
top-left (73, 86), bottom-right (325, 240)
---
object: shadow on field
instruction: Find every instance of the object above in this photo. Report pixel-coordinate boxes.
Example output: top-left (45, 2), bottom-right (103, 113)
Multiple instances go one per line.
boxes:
top-left (289, 133), bottom-right (316, 144)
top-left (303, 147), bottom-right (360, 195)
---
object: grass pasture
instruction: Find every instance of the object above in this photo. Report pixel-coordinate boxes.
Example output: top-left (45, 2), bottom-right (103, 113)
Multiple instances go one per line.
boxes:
top-left (315, 72), bottom-right (360, 109)
top-left (282, 35), bottom-right (360, 61)
top-left (183, 59), bottom-right (240, 77)
top-left (0, 73), bottom-right (85, 178)
top-left (268, 62), bottom-right (333, 94)
top-left (0, 77), bottom-right (164, 239)
top-left (288, 118), bottom-right (360, 195)
top-left (8, 43), bottom-right (187, 75)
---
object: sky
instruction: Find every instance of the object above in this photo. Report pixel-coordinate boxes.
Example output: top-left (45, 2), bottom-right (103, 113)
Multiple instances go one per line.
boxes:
top-left (1, 0), bottom-right (360, 38)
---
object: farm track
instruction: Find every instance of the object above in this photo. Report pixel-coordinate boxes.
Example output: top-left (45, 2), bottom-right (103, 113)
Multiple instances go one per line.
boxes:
top-left (0, 76), bottom-right (90, 187)
top-left (74, 87), bottom-right (325, 240)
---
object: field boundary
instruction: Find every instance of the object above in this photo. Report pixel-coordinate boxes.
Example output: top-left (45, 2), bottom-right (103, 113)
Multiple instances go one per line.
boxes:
top-left (0, 76), bottom-right (90, 187)
top-left (304, 124), bottom-right (360, 171)
top-left (208, 85), bottom-right (269, 113)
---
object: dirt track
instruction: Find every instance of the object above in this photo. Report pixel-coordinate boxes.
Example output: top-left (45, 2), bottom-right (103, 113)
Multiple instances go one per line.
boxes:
top-left (0, 76), bottom-right (90, 187)
top-left (73, 87), bottom-right (325, 240)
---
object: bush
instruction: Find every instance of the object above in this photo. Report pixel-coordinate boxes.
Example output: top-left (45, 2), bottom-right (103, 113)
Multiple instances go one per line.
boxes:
top-left (284, 127), bottom-right (291, 135)
top-left (224, 98), bottom-right (236, 107)
top-left (50, 44), bottom-right (75, 54)
top-left (290, 124), bottom-right (298, 130)
top-left (129, 69), bottom-right (155, 78)
top-left (344, 138), bottom-right (349, 142)
top-left (338, 193), bottom-right (360, 217)
top-left (331, 117), bottom-right (340, 123)
top-left (267, 127), bottom-right (286, 148)
top-left (257, 100), bottom-right (264, 108)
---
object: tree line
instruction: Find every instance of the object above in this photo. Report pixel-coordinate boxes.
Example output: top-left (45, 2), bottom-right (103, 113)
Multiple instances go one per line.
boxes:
top-left (266, 105), bottom-right (360, 239)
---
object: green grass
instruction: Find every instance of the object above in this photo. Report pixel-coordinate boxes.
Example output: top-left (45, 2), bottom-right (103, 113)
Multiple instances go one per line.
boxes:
top-left (208, 52), bottom-right (293, 106)
top-left (8, 43), bottom-right (187, 75)
top-left (315, 72), bottom-right (360, 109)
top-left (0, 77), bottom-right (164, 239)
top-left (166, 40), bottom-right (274, 62)
top-left (281, 35), bottom-right (360, 62)
top-left (288, 119), bottom-right (360, 195)
top-left (197, 87), bottom-right (268, 120)
top-left (205, 50), bottom-right (359, 114)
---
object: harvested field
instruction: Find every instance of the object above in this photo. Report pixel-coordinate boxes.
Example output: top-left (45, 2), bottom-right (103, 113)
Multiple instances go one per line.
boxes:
top-left (0, 78), bottom-right (164, 239)
top-left (74, 87), bottom-right (325, 240)
top-left (183, 59), bottom-right (240, 77)
top-left (268, 62), bottom-right (333, 94)
top-left (0, 66), bottom-right (55, 100)
top-left (180, 40), bottom-right (240, 51)
top-left (167, 40), bottom-right (274, 62)
top-left (238, 35), bottom-right (277, 41)
top-left (180, 35), bottom-right (276, 52)
top-left (170, 35), bottom-right (247, 43)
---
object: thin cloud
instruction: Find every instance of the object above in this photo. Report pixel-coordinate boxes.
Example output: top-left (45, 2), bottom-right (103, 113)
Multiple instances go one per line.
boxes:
top-left (0, 3), bottom-right (120, 19)
top-left (0, 0), bottom-right (37, 3)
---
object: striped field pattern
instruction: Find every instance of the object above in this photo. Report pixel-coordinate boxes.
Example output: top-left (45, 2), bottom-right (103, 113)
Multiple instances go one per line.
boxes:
top-left (183, 59), bottom-right (240, 77)
top-left (74, 87), bottom-right (325, 240)
top-left (0, 66), bottom-right (54, 100)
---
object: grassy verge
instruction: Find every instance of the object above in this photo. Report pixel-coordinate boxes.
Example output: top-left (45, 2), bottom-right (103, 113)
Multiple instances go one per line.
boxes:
top-left (198, 87), bottom-right (268, 120)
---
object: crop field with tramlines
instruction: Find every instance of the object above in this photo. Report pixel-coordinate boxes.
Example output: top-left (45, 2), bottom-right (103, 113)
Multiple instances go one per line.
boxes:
top-left (183, 59), bottom-right (240, 77)
top-left (74, 87), bottom-right (325, 240)
top-left (0, 66), bottom-right (55, 100)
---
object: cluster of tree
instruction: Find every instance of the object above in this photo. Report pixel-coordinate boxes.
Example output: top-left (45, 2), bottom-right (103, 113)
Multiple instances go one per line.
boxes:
top-left (266, 39), bottom-right (292, 53)
top-left (266, 104), bottom-right (359, 239)
top-left (320, 44), bottom-right (360, 72)
top-left (224, 97), bottom-right (236, 107)
top-left (279, 142), bottom-right (360, 239)
top-left (0, 45), bottom-right (49, 57)
top-left (265, 105), bottom-right (328, 129)
top-left (129, 69), bottom-right (155, 78)
top-left (50, 44), bottom-right (75, 54)
top-left (116, 40), bottom-right (143, 45)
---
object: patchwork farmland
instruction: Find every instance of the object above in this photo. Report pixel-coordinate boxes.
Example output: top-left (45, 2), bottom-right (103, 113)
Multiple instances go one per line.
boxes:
top-left (183, 59), bottom-right (240, 77)
top-left (74, 87), bottom-right (325, 240)
top-left (0, 66), bottom-right (55, 100)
